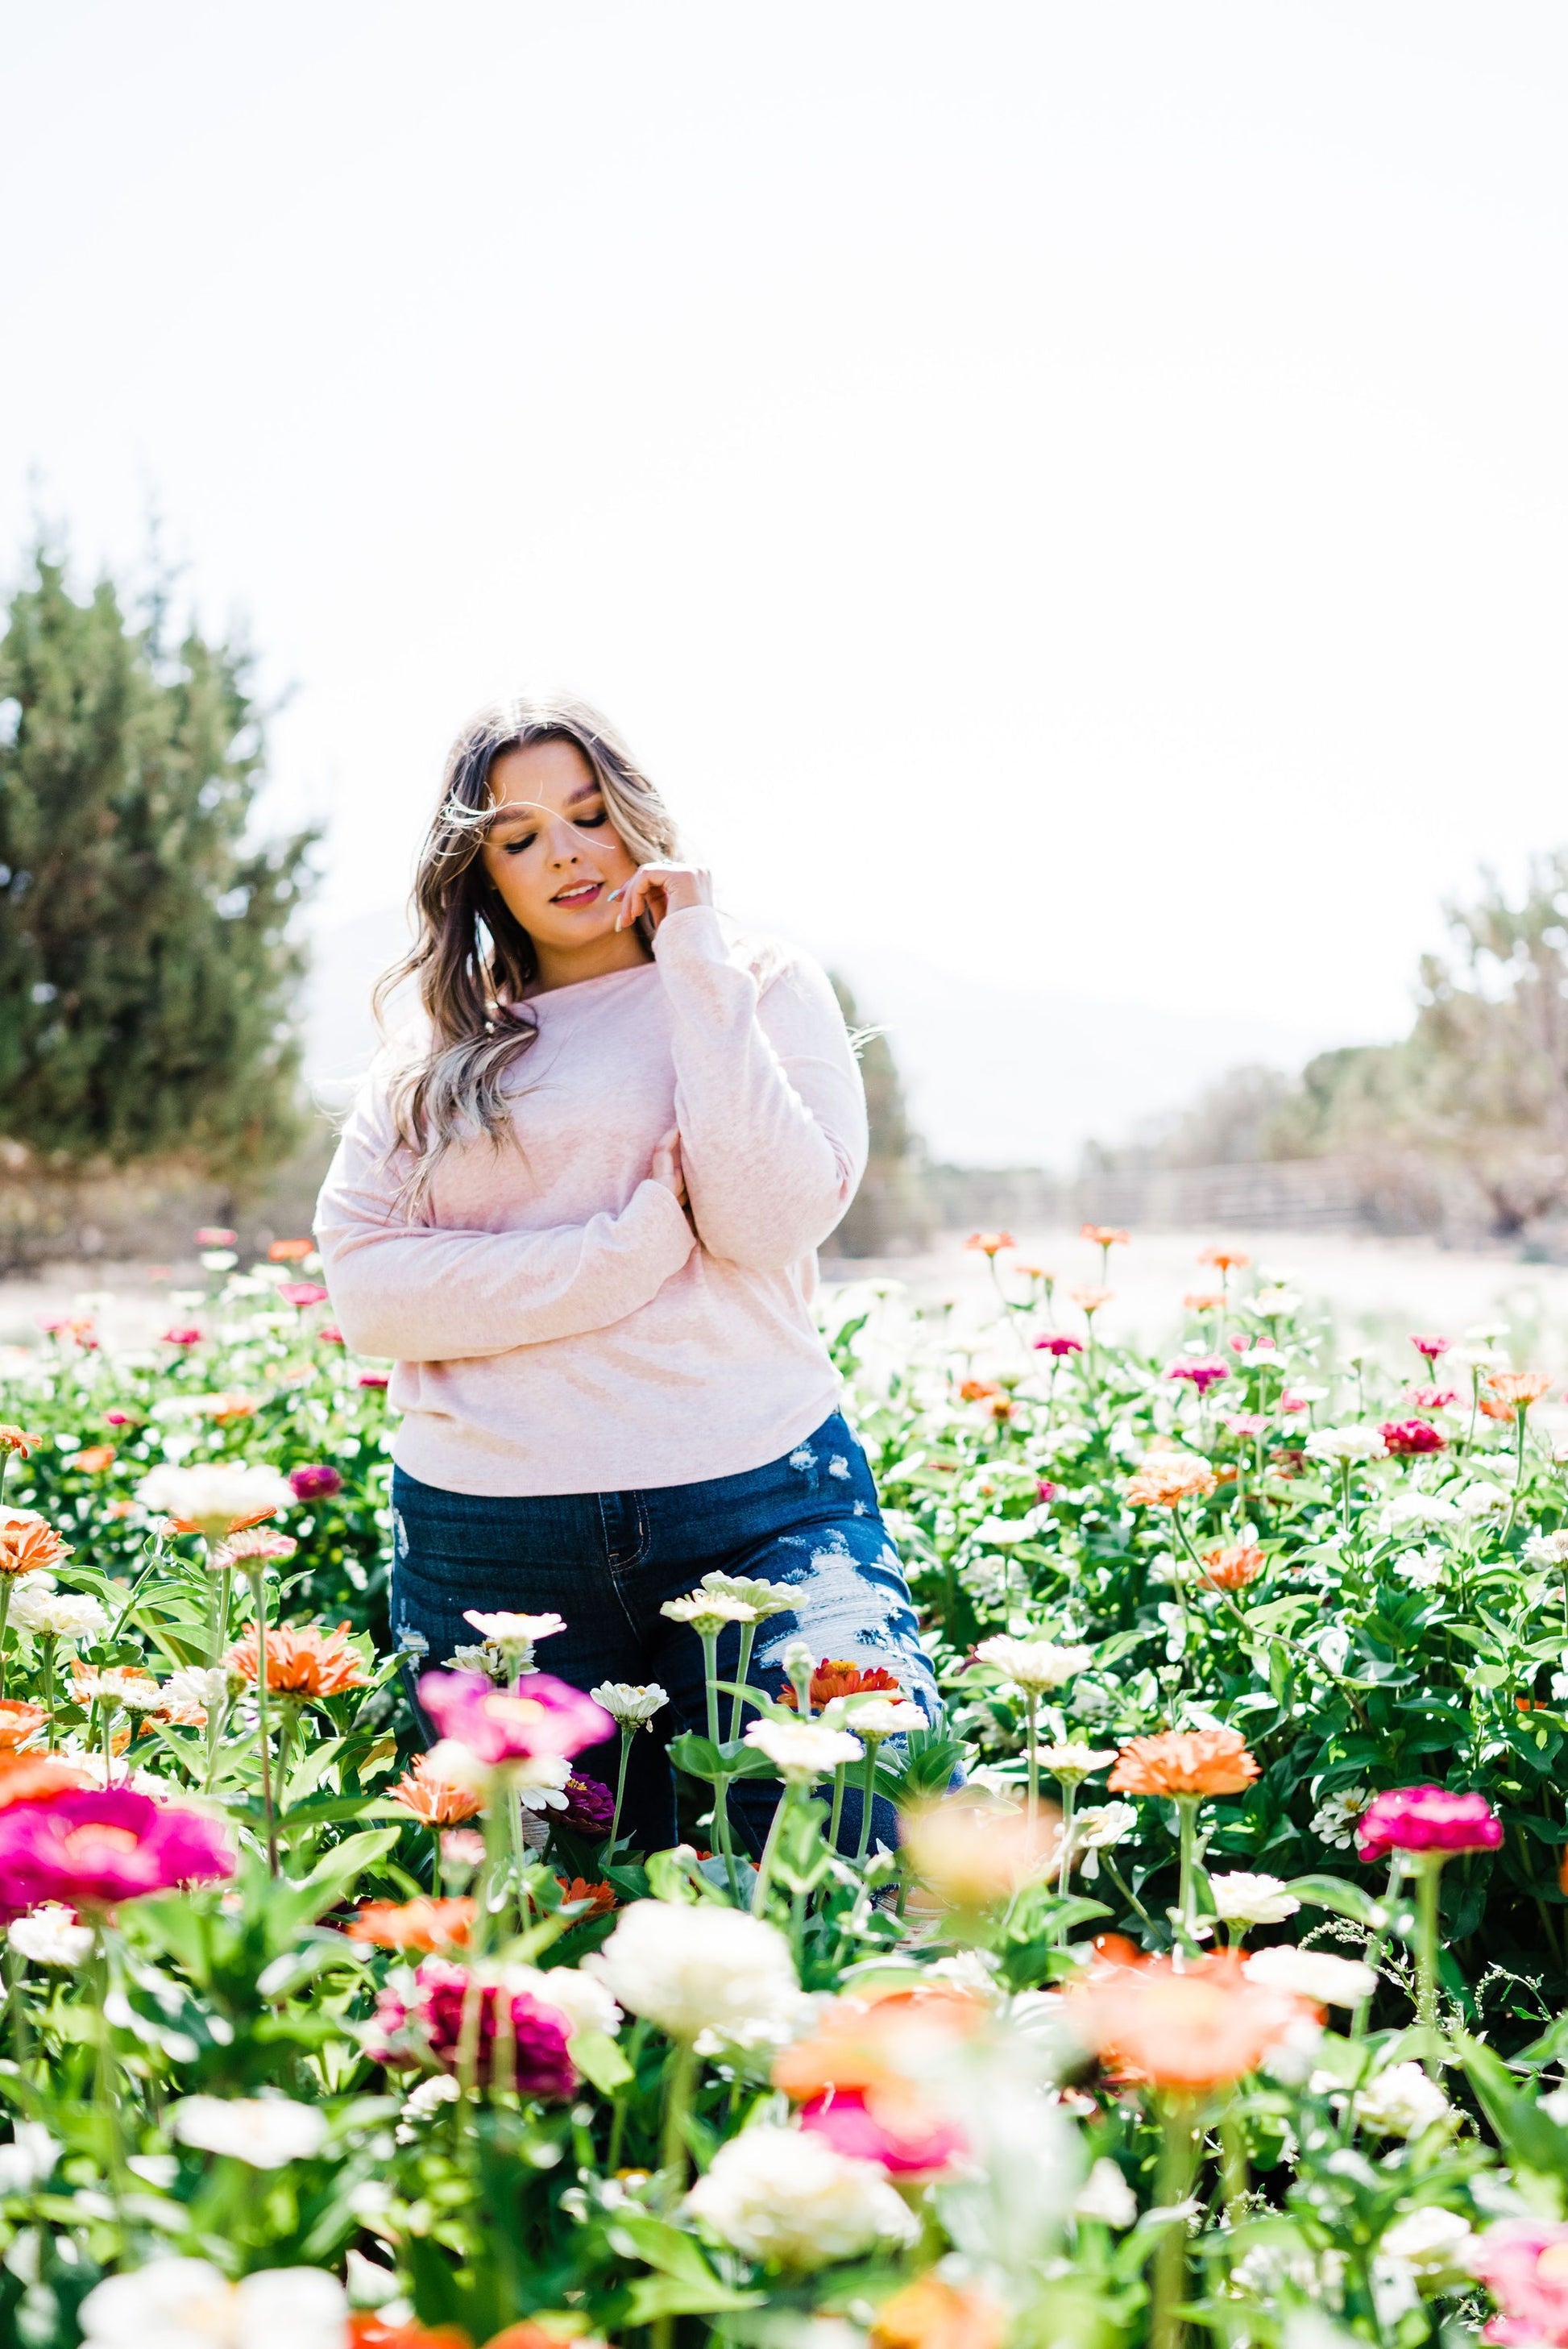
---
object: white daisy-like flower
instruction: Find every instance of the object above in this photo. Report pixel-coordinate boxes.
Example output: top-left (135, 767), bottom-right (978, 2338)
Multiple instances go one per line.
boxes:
top-left (684, 2126), bottom-right (919, 2268)
top-left (1305, 1426), bottom-right (1387, 1466)
top-left (697, 1571), bottom-right (795, 1617)
top-left (1208, 1872), bottom-right (1300, 1927)
top-left (660, 1591), bottom-right (757, 1631)
top-left (1379, 2205), bottom-right (1477, 2279)
top-left (1065, 1800), bottom-right (1138, 1878)
top-left (745, 1717), bottom-right (864, 1780)
top-left (10, 1585), bottom-right (110, 1642)
top-left (819, 1695), bottom-right (926, 1740)
top-left (1310, 1785), bottom-right (1372, 1848)
top-left (586, 1900), bottom-right (803, 2045)
top-left (170, 2095), bottom-right (329, 2168)
top-left (1354, 2061), bottom-right (1454, 2138)
top-left (1075, 2156), bottom-right (1138, 2229)
top-left (1244, 1945), bottom-right (1375, 2007)
top-left (1035, 1743), bottom-right (1118, 1786)
top-left (590, 1682), bottom-right (670, 1726)
top-left (134, 1463), bottom-right (293, 1545)
top-left (78, 2258), bottom-right (346, 2347)
top-left (975, 1635), bottom-right (1093, 1692)
top-left (8, 1904), bottom-right (94, 1968)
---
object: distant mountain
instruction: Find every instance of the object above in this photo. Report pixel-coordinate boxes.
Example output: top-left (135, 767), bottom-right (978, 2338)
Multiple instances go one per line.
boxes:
top-left (300, 904), bottom-right (1342, 1168)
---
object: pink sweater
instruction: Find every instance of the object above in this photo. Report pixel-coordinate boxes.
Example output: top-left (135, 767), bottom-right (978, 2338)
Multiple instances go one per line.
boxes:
top-left (314, 907), bottom-right (869, 1496)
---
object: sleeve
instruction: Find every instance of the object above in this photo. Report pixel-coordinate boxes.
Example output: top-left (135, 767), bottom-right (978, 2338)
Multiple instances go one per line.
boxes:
top-left (313, 1073), bottom-right (696, 1363)
top-left (653, 905), bottom-right (869, 1272)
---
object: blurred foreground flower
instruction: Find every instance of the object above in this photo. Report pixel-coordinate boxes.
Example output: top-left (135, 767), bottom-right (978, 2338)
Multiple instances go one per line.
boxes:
top-left (171, 2094), bottom-right (329, 2168)
top-left (135, 1462), bottom-right (294, 1544)
top-left (901, 1795), bottom-right (1060, 1911)
top-left (1126, 1452), bottom-right (1217, 1509)
top-left (0, 1789), bottom-right (232, 1918)
top-left (346, 1896), bottom-right (475, 1952)
top-left (685, 2124), bottom-right (919, 2269)
top-left (1071, 1951), bottom-right (1313, 2092)
top-left (418, 1669), bottom-right (612, 1765)
top-left (391, 1747), bottom-right (484, 1826)
top-left (79, 2260), bottom-right (347, 2349)
top-left (869, 2275), bottom-right (1008, 2348)
top-left (369, 1956), bottom-right (575, 2097)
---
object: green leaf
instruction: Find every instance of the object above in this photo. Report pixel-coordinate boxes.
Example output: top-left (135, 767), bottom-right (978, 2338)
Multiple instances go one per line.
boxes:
top-left (569, 2028), bottom-right (633, 2094)
top-left (1285, 1874), bottom-right (1383, 1926)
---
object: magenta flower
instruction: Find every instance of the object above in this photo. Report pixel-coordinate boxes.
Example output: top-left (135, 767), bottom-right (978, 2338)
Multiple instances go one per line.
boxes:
top-left (1408, 1385), bottom-right (1459, 1411)
top-left (279, 1283), bottom-right (330, 1311)
top-left (1033, 1334), bottom-right (1085, 1359)
top-left (1357, 1784), bottom-right (1502, 1865)
top-left (1410, 1334), bottom-right (1452, 1364)
top-left (288, 1463), bottom-right (345, 1501)
top-left (1472, 2221), bottom-right (1568, 2347)
top-left (358, 1372), bottom-right (390, 1390)
top-left (562, 1773), bottom-right (616, 1838)
top-left (799, 2088), bottom-right (967, 2176)
top-left (318, 1324), bottom-right (345, 1346)
top-left (1380, 1418), bottom-right (1446, 1458)
top-left (417, 1670), bottom-right (613, 1765)
top-left (160, 1326), bottom-right (202, 1348)
top-left (0, 1791), bottom-right (233, 1917)
top-left (1167, 1356), bottom-right (1230, 1394)
top-left (367, 1956), bottom-right (575, 2096)
top-left (1035, 1479), bottom-right (1059, 1504)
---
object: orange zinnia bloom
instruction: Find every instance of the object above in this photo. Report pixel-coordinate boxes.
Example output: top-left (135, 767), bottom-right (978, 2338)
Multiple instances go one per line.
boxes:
top-left (1184, 1290), bottom-right (1226, 1314)
top-left (1080, 1224), bottom-right (1130, 1250)
top-left (226, 1620), bottom-right (368, 1699)
top-left (0, 1699), bottom-right (46, 1749)
top-left (0, 1426), bottom-right (43, 1459)
top-left (1072, 1951), bottom-right (1311, 2091)
top-left (958, 1376), bottom-right (1001, 1403)
top-left (268, 1238), bottom-right (316, 1263)
top-left (900, 1795), bottom-right (1060, 1909)
top-left (1071, 1285), bottom-right (1114, 1314)
top-left (1109, 1728), bottom-right (1259, 1799)
top-left (203, 1392), bottom-right (259, 1425)
top-left (1198, 1543), bottom-right (1265, 1591)
top-left (1484, 1371), bottom-right (1553, 1419)
top-left (392, 1749), bottom-right (484, 1826)
top-left (780, 1658), bottom-right (902, 1711)
top-left (774, 1985), bottom-right (986, 2106)
top-left (73, 1445), bottom-right (116, 1474)
top-left (1126, 1454), bottom-right (1217, 1509)
top-left (0, 1751), bottom-right (89, 1808)
top-left (870, 2276), bottom-right (1007, 2349)
top-left (964, 1231), bottom-right (1014, 1256)
top-left (0, 1520), bottom-right (73, 1578)
top-left (346, 2315), bottom-right (474, 2349)
top-left (557, 1875), bottom-right (616, 1919)
top-left (346, 1895), bottom-right (475, 1951)
top-left (1198, 1245), bottom-right (1250, 1272)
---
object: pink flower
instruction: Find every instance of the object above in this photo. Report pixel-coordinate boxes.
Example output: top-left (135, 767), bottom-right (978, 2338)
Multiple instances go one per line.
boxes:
top-left (318, 1324), bottom-right (345, 1346)
top-left (1222, 1413), bottom-right (1270, 1439)
top-left (288, 1463), bottom-right (344, 1501)
top-left (358, 1372), bottom-right (390, 1390)
top-left (0, 1790), bottom-right (233, 1917)
top-left (279, 1284), bottom-right (330, 1311)
top-left (417, 1670), bottom-right (613, 1765)
top-left (1279, 1390), bottom-right (1309, 1413)
top-left (1472, 2221), bottom-right (1568, 2347)
top-left (160, 1326), bottom-right (202, 1348)
top-left (1411, 1334), bottom-right (1451, 1364)
top-left (367, 1956), bottom-right (575, 2096)
top-left (1167, 1357), bottom-right (1230, 1394)
top-left (194, 1226), bottom-right (238, 1246)
top-left (1408, 1386), bottom-right (1459, 1411)
top-left (1357, 1785), bottom-right (1502, 1865)
top-left (1033, 1334), bottom-right (1084, 1359)
top-left (799, 2088), bottom-right (968, 2176)
top-left (1035, 1479), bottom-right (1059, 1504)
top-left (1380, 1419), bottom-right (1447, 1457)
top-left (105, 1410), bottom-right (133, 1428)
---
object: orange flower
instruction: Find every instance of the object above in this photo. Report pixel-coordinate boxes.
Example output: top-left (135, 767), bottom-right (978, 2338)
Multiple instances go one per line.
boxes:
top-left (346, 2316), bottom-right (473, 2349)
top-left (0, 1699), bottom-right (46, 1750)
top-left (392, 1749), bottom-right (484, 1826)
top-left (1125, 1453), bottom-right (1217, 1509)
top-left (268, 1238), bottom-right (316, 1263)
top-left (1198, 1245), bottom-right (1250, 1272)
top-left (0, 1751), bottom-right (89, 1808)
top-left (1072, 1951), bottom-right (1311, 2091)
top-left (226, 1620), bottom-right (368, 1699)
top-left (214, 1528), bottom-right (298, 1567)
top-left (780, 1658), bottom-right (902, 1711)
top-left (964, 1231), bottom-right (1014, 1256)
top-left (1080, 1225), bottom-right (1130, 1251)
top-left (73, 1445), bottom-right (116, 1474)
top-left (900, 1795), bottom-right (1060, 1909)
top-left (989, 1396), bottom-right (1015, 1421)
top-left (1072, 1284), bottom-right (1114, 1314)
top-left (774, 1984), bottom-right (987, 2106)
top-left (0, 1520), bottom-right (73, 1577)
top-left (1484, 1371), bottom-right (1553, 1420)
top-left (1184, 1290), bottom-right (1226, 1314)
top-left (202, 1392), bottom-right (259, 1425)
top-left (1109, 1727), bottom-right (1260, 1799)
top-left (1198, 1543), bottom-right (1265, 1591)
top-left (346, 1895), bottom-right (475, 1951)
top-left (958, 1376), bottom-right (1001, 1403)
top-left (870, 2276), bottom-right (1007, 2349)
top-left (556, 1875), bottom-right (616, 1919)
top-left (0, 1426), bottom-right (43, 1459)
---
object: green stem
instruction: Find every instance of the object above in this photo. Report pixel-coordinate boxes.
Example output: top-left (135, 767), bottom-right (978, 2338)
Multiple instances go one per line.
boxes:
top-left (209, 1563), bottom-right (233, 1670)
top-left (1176, 1798), bottom-right (1200, 1958)
top-left (658, 2036), bottom-right (699, 2206)
top-left (1058, 1781), bottom-right (1077, 1896)
top-left (0, 1575), bottom-right (13, 1699)
top-left (828, 1762), bottom-right (847, 1849)
top-left (473, 1784), bottom-right (512, 1958)
top-left (610, 1724), bottom-right (633, 1849)
top-left (751, 1785), bottom-right (794, 1915)
top-left (728, 1622), bottom-right (757, 1742)
top-left (1414, 1852), bottom-right (1444, 2052)
top-left (247, 1568), bottom-right (278, 1875)
top-left (1025, 1690), bottom-right (1039, 1824)
top-left (40, 1636), bottom-right (56, 1749)
top-left (854, 1740), bottom-right (880, 1863)
top-left (92, 1924), bottom-right (129, 2200)
top-left (1151, 2098), bottom-right (1199, 2349)
top-left (1350, 1860), bottom-right (1400, 2044)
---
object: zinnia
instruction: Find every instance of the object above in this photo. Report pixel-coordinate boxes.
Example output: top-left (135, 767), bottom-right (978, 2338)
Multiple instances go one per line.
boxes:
top-left (135, 1462), bottom-right (294, 1543)
top-left (1355, 1784), bottom-right (1502, 1863)
top-left (1380, 1419), bottom-right (1446, 1457)
top-left (0, 1752), bottom-right (89, 1810)
top-left (0, 1520), bottom-right (72, 1577)
top-left (367, 1956), bottom-right (575, 2097)
top-left (1471, 2221), bottom-right (1568, 2348)
top-left (288, 1463), bottom-right (344, 1500)
top-left (684, 2125), bottom-right (919, 2269)
top-left (0, 1788), bottom-right (232, 1915)
top-left (346, 1896), bottom-right (475, 1952)
top-left (391, 1749), bottom-right (484, 1826)
top-left (1167, 1357), bottom-right (1230, 1394)
top-left (900, 1795), bottom-right (1060, 1908)
top-left (1070, 1952), bottom-right (1312, 2091)
top-left (870, 2276), bottom-right (1008, 2349)
top-left (1198, 1544), bottom-right (1265, 1590)
top-left (779, 1658), bottom-right (902, 1711)
top-left (1109, 1728), bottom-right (1260, 1799)
top-left (1125, 1453), bottom-right (1217, 1509)
top-left (0, 1699), bottom-right (47, 1750)
top-left (965, 1231), bottom-right (1014, 1256)
top-left (418, 1669), bottom-right (612, 1764)
top-left (0, 1426), bottom-right (42, 1459)
top-left (226, 1620), bottom-right (368, 1700)
top-left (1484, 1371), bottom-right (1553, 1419)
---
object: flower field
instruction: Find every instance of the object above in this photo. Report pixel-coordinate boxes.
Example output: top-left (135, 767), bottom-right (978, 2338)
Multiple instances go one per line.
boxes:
top-left (3, 1233), bottom-right (1568, 2346)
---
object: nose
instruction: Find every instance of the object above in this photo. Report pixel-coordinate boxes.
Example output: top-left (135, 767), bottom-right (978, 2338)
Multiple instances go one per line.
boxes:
top-left (544, 817), bottom-right (581, 866)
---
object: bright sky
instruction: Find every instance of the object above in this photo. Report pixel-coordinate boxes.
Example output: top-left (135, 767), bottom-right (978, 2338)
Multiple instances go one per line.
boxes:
top-left (5, 1), bottom-right (1568, 1066)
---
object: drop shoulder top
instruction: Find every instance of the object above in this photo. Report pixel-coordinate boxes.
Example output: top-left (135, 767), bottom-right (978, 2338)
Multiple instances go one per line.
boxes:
top-left (313, 906), bottom-right (869, 1496)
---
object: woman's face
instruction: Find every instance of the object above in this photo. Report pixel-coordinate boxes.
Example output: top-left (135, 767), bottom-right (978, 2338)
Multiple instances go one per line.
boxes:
top-left (479, 739), bottom-right (642, 952)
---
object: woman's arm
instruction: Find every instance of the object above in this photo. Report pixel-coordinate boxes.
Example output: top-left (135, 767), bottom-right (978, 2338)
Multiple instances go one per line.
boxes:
top-left (651, 903), bottom-right (869, 1272)
top-left (314, 1101), bottom-right (695, 1363)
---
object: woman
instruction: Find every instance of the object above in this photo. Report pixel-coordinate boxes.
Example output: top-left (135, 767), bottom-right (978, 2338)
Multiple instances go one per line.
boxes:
top-left (315, 695), bottom-right (936, 1856)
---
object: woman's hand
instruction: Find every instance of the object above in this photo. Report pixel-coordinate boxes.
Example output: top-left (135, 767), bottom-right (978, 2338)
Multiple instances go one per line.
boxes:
top-left (649, 1126), bottom-right (689, 1207)
top-left (612, 861), bottom-right (713, 933)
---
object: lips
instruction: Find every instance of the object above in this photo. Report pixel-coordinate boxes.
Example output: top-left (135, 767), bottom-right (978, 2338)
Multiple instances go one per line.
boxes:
top-left (551, 880), bottom-right (602, 906)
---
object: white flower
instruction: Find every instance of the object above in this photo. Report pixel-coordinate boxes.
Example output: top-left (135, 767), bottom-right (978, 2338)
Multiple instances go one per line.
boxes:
top-left (1313, 1625), bottom-right (1352, 1676)
top-left (585, 1900), bottom-right (803, 2044)
top-left (402, 2073), bottom-right (461, 2122)
top-left (819, 1695), bottom-right (926, 1740)
top-left (1380, 2205), bottom-right (1477, 2279)
top-left (1234, 1343), bottom-right (1288, 1371)
top-left (1305, 1426), bottom-right (1387, 1466)
top-left (135, 1462), bottom-right (294, 1543)
top-left (1250, 1288), bottom-right (1302, 1320)
top-left (660, 1591), bottom-right (757, 1631)
top-left (462, 1608), bottom-right (564, 1645)
top-left (515, 1752), bottom-right (573, 1811)
top-left (78, 2258), bottom-right (346, 2348)
top-left (744, 1717), bottom-right (864, 1779)
top-left (1454, 1480), bottom-right (1510, 1518)
top-left (685, 2126), bottom-right (919, 2269)
top-left (698, 1571), bottom-right (795, 1617)
top-left (506, 1962), bottom-right (621, 2040)
top-left (0, 2120), bottom-right (57, 2192)
top-left (170, 2095), bottom-right (329, 2168)
top-left (590, 1681), bottom-right (670, 1727)
top-left (1209, 1873), bottom-right (1300, 1928)
top-left (10, 1586), bottom-right (110, 1641)
top-left (1245, 1947), bottom-right (1375, 2007)
top-left (1310, 1787), bottom-right (1372, 1849)
top-left (1524, 1529), bottom-right (1568, 1567)
top-left (1450, 1342), bottom-right (1505, 1372)
top-left (1354, 2061), bottom-right (1454, 2138)
top-left (1392, 1550), bottom-right (1446, 1590)
top-left (75, 1667), bottom-right (165, 1713)
top-left (973, 1516), bottom-right (1030, 1548)
top-left (447, 1641), bottom-right (507, 1682)
top-left (1066, 1800), bottom-right (1138, 1879)
top-left (8, 1904), bottom-right (93, 1968)
top-left (1074, 2156), bottom-right (1138, 2228)
top-left (164, 1665), bottom-right (232, 1715)
top-left (1383, 1495), bottom-right (1459, 1533)
top-left (975, 1635), bottom-right (1093, 1692)
top-left (1036, 1743), bottom-right (1118, 1786)
top-left (779, 1637), bottom-right (815, 1682)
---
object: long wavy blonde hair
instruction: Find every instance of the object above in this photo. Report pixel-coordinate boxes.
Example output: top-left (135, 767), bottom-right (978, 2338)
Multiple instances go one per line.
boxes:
top-left (375, 695), bottom-right (678, 1212)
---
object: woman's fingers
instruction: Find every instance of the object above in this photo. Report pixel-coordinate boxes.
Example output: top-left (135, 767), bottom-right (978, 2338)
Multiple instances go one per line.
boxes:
top-left (650, 1126), bottom-right (687, 1202)
top-left (614, 861), bottom-right (713, 931)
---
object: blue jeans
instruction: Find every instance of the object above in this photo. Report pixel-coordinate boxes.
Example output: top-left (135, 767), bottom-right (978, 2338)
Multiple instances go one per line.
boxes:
top-left (389, 1413), bottom-right (936, 1859)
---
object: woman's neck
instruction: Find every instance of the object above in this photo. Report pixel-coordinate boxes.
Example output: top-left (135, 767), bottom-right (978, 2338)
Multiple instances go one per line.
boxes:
top-left (524, 926), bottom-right (654, 996)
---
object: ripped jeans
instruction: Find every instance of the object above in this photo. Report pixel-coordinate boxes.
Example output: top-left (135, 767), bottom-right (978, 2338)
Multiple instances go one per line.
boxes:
top-left (388, 1412), bottom-right (937, 1858)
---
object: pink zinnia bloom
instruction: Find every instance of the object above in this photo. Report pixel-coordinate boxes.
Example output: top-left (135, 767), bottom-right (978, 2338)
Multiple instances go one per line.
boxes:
top-left (1472, 2221), bottom-right (1568, 2347)
top-left (1035, 1479), bottom-right (1059, 1504)
top-left (1033, 1334), bottom-right (1084, 1359)
top-left (1410, 1334), bottom-right (1451, 1363)
top-left (1380, 1419), bottom-right (1446, 1457)
top-left (358, 1372), bottom-right (390, 1390)
top-left (289, 1463), bottom-right (345, 1500)
top-left (278, 1283), bottom-right (330, 1310)
top-left (367, 1956), bottom-right (575, 2096)
top-left (417, 1669), bottom-right (613, 1765)
top-left (160, 1326), bottom-right (202, 1348)
top-left (318, 1323), bottom-right (345, 1345)
top-left (105, 1410), bottom-right (133, 1428)
top-left (1222, 1412), bottom-right (1270, 1439)
top-left (1279, 1390), bottom-right (1309, 1413)
top-left (799, 2088), bottom-right (968, 2176)
top-left (0, 1790), bottom-right (233, 1917)
top-left (1167, 1357), bottom-right (1229, 1393)
top-left (1356, 1784), bottom-right (1502, 1865)
top-left (1408, 1386), bottom-right (1459, 1411)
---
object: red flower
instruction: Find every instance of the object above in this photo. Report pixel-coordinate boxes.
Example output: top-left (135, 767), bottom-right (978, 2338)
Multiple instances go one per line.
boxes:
top-left (289, 1463), bottom-right (344, 1500)
top-left (1356, 1785), bottom-right (1501, 1864)
top-left (1033, 1334), bottom-right (1084, 1359)
top-left (1380, 1418), bottom-right (1446, 1456)
top-left (1410, 1334), bottom-right (1451, 1363)
top-left (367, 1956), bottom-right (575, 2096)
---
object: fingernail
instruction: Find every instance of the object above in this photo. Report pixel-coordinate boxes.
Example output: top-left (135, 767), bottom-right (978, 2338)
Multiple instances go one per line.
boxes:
top-left (607, 886), bottom-right (623, 901)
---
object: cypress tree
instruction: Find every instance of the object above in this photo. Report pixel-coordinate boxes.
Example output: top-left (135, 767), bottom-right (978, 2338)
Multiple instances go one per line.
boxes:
top-left (0, 544), bottom-right (316, 1178)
